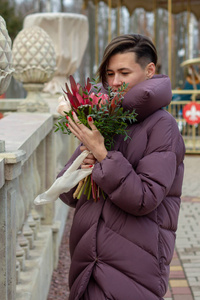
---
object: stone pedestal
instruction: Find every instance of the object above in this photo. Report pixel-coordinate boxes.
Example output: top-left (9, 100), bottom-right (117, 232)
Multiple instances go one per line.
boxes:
top-left (17, 84), bottom-right (49, 113)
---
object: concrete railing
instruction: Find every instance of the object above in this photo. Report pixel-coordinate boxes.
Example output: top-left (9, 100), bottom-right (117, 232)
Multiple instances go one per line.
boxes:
top-left (0, 111), bottom-right (78, 300)
top-left (0, 12), bottom-right (88, 300)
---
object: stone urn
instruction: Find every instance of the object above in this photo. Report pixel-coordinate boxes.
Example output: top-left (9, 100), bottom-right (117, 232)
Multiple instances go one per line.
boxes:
top-left (0, 16), bottom-right (14, 95)
top-left (23, 13), bottom-right (89, 94)
top-left (12, 26), bottom-right (57, 112)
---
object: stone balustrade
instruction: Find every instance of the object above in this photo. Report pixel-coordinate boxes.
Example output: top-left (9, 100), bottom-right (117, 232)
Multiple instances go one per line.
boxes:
top-left (0, 111), bottom-right (78, 300)
top-left (0, 12), bottom-right (88, 299)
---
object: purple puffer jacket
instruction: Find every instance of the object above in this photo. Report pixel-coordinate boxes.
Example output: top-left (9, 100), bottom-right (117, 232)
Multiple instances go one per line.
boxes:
top-left (58, 75), bottom-right (185, 300)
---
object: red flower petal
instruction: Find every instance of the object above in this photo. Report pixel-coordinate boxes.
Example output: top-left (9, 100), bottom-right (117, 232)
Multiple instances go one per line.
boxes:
top-left (85, 77), bottom-right (92, 92)
top-left (76, 92), bottom-right (85, 105)
top-left (69, 75), bottom-right (78, 96)
top-left (67, 93), bottom-right (80, 109)
top-left (64, 81), bottom-right (72, 96)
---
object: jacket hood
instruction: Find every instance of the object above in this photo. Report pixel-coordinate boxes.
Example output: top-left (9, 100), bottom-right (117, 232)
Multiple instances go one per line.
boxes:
top-left (122, 74), bottom-right (172, 122)
top-left (98, 74), bottom-right (172, 123)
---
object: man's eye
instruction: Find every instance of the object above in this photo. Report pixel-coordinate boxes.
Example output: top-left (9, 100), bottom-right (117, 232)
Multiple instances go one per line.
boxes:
top-left (122, 72), bottom-right (129, 75)
top-left (107, 73), bottom-right (114, 76)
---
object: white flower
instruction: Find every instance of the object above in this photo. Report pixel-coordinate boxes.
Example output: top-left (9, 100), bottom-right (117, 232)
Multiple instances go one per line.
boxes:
top-left (56, 95), bottom-right (72, 116)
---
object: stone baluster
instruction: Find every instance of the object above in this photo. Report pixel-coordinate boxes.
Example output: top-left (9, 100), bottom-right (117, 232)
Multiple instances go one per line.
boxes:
top-left (20, 156), bottom-right (38, 248)
top-left (25, 158), bottom-right (34, 210)
top-left (53, 126), bottom-right (63, 173)
top-left (22, 219), bottom-right (34, 250)
top-left (18, 165), bottom-right (29, 227)
top-left (32, 151), bottom-right (41, 198)
top-left (35, 138), bottom-right (46, 221)
top-left (15, 176), bottom-right (26, 233)
top-left (36, 138), bottom-right (46, 194)
top-left (42, 131), bottom-right (56, 225)
top-left (27, 212), bottom-right (37, 240)
top-left (15, 261), bottom-right (20, 285)
top-left (2, 151), bottom-right (27, 288)
top-left (0, 145), bottom-right (25, 300)
top-left (1, 150), bottom-right (26, 237)
top-left (31, 207), bottom-right (41, 233)
top-left (19, 162), bottom-right (34, 251)
top-left (16, 233), bottom-right (25, 271)
top-left (17, 231), bottom-right (29, 259)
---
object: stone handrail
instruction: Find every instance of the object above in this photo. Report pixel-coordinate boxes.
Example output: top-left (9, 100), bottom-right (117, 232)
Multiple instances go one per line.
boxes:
top-left (0, 112), bottom-right (77, 299)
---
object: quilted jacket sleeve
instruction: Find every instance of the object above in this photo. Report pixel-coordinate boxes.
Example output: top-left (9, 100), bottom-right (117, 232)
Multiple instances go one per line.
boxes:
top-left (92, 116), bottom-right (178, 216)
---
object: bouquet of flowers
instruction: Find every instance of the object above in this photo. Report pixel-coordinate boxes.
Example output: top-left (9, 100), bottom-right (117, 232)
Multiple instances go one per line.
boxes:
top-left (55, 75), bottom-right (137, 201)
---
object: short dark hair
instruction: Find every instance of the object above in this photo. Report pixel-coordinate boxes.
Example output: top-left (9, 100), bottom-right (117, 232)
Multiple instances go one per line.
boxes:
top-left (97, 34), bottom-right (158, 86)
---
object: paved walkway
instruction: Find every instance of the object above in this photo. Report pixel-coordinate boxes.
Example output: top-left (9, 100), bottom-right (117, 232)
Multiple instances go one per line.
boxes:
top-left (164, 155), bottom-right (200, 300)
top-left (48, 155), bottom-right (200, 300)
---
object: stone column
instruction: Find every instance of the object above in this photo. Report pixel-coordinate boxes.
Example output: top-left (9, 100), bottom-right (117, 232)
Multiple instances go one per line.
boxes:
top-left (0, 144), bottom-right (26, 300)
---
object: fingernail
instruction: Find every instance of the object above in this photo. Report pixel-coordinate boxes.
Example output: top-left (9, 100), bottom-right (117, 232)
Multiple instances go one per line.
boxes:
top-left (89, 165), bottom-right (93, 168)
top-left (88, 116), bottom-right (93, 122)
top-left (66, 116), bottom-right (68, 119)
top-left (66, 123), bottom-right (68, 127)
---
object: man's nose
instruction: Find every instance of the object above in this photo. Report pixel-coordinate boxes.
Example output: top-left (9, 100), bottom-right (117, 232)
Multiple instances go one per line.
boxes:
top-left (112, 74), bottom-right (122, 86)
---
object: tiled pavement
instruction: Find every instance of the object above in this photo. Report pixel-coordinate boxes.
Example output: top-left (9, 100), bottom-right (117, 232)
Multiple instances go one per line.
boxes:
top-left (164, 196), bottom-right (200, 300)
top-left (48, 155), bottom-right (200, 299)
top-left (164, 155), bottom-right (200, 300)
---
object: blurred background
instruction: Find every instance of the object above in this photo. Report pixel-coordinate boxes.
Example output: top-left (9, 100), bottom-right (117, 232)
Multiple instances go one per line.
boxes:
top-left (1, 0), bottom-right (200, 97)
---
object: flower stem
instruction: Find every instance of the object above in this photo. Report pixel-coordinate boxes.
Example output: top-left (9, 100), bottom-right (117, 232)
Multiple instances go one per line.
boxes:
top-left (84, 176), bottom-right (91, 197)
top-left (91, 176), bottom-right (97, 202)
top-left (73, 179), bottom-right (84, 199)
top-left (101, 189), bottom-right (106, 199)
top-left (77, 176), bottom-right (88, 199)
top-left (87, 182), bottom-right (92, 200)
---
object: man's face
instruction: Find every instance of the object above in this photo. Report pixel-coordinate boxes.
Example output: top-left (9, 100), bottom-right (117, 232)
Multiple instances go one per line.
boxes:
top-left (106, 52), bottom-right (154, 94)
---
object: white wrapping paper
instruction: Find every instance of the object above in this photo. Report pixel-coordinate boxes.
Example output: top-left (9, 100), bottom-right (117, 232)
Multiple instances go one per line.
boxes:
top-left (34, 150), bottom-right (93, 205)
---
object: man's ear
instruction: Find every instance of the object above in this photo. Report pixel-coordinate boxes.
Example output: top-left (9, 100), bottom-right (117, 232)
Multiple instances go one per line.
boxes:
top-left (145, 63), bottom-right (156, 79)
